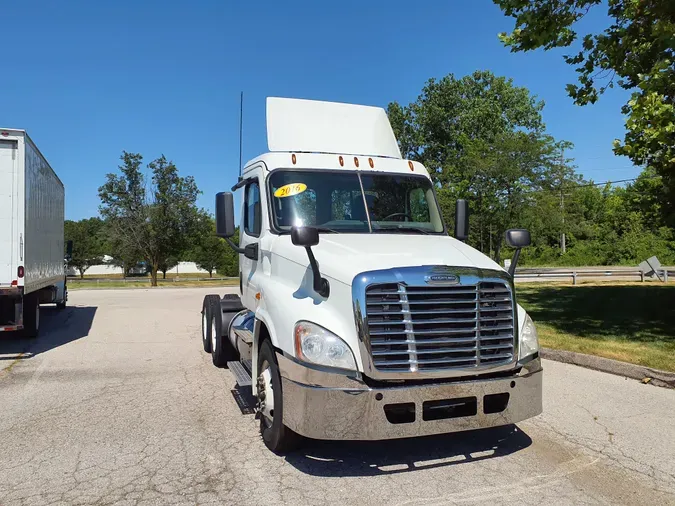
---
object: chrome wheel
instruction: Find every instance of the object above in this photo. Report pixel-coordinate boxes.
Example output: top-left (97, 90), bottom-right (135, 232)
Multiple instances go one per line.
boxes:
top-left (211, 319), bottom-right (217, 353)
top-left (258, 361), bottom-right (275, 428)
top-left (202, 313), bottom-right (207, 342)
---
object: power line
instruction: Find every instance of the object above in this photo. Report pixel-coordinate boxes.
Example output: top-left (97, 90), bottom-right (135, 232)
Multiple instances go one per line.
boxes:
top-left (523, 175), bottom-right (661, 195)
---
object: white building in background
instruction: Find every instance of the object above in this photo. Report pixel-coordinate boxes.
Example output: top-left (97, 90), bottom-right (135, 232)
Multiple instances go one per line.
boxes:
top-left (67, 256), bottom-right (209, 277)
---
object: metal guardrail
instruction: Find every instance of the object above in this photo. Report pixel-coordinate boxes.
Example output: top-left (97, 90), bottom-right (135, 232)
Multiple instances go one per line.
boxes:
top-left (69, 276), bottom-right (238, 285)
top-left (515, 268), bottom-right (673, 285)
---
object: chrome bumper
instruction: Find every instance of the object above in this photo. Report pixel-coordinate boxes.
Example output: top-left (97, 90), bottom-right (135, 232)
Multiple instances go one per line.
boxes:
top-left (278, 353), bottom-right (542, 441)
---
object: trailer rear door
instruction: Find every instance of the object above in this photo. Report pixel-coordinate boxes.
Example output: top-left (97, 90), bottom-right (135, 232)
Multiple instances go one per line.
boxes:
top-left (0, 140), bottom-right (17, 286)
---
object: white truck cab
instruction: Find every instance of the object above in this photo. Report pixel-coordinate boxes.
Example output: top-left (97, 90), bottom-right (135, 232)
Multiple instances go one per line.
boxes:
top-left (200, 98), bottom-right (542, 453)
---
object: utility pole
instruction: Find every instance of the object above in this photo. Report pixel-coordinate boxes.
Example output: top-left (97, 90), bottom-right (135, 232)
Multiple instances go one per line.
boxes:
top-left (560, 148), bottom-right (566, 255)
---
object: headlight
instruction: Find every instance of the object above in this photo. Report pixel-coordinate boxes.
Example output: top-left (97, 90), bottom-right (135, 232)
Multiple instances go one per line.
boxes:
top-left (294, 321), bottom-right (356, 370)
top-left (519, 313), bottom-right (539, 360)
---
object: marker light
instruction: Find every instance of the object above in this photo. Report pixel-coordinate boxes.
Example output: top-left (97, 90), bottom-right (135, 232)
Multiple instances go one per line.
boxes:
top-left (339, 156), bottom-right (344, 167)
top-left (354, 157), bottom-right (359, 168)
top-left (368, 158), bottom-right (374, 168)
top-left (408, 161), bottom-right (414, 171)
top-left (292, 153), bottom-right (297, 165)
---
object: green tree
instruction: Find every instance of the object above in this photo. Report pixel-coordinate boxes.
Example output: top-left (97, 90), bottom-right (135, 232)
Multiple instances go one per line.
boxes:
top-left (64, 218), bottom-right (105, 278)
top-left (388, 71), bottom-right (573, 261)
top-left (494, 0), bottom-right (675, 225)
top-left (98, 152), bottom-right (201, 286)
top-left (158, 255), bottom-right (180, 279)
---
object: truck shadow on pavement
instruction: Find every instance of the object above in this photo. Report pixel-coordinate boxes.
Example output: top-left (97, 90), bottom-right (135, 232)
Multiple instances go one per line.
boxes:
top-left (285, 424), bottom-right (531, 476)
top-left (0, 306), bottom-right (97, 360)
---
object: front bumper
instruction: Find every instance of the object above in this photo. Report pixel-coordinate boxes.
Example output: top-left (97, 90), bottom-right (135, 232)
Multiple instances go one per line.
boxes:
top-left (278, 353), bottom-right (542, 440)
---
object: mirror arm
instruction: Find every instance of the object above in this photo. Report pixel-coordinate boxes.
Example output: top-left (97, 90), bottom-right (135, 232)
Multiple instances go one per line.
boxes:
top-left (225, 238), bottom-right (244, 254)
top-left (508, 248), bottom-right (521, 277)
top-left (304, 247), bottom-right (330, 298)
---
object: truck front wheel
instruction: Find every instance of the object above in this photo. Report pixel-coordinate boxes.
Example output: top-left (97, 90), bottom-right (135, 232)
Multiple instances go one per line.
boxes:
top-left (257, 340), bottom-right (301, 454)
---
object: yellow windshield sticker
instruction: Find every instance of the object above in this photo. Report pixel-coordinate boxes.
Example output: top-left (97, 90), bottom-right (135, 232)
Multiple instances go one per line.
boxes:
top-left (274, 183), bottom-right (307, 198)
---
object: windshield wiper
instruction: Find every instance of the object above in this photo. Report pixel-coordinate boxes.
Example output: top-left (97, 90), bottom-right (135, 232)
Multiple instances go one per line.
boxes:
top-left (373, 226), bottom-right (433, 235)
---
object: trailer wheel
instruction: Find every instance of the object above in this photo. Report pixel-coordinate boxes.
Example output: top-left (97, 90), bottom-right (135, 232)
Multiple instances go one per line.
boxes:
top-left (201, 295), bottom-right (220, 352)
top-left (210, 296), bottom-right (237, 367)
top-left (257, 340), bottom-right (301, 454)
top-left (56, 284), bottom-right (67, 310)
top-left (23, 294), bottom-right (40, 338)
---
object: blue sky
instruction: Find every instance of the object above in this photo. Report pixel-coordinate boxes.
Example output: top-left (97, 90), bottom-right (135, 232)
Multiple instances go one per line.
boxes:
top-left (3, 0), bottom-right (636, 220)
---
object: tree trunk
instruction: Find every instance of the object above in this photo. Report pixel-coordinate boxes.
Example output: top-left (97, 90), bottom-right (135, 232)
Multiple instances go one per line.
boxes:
top-left (162, 270), bottom-right (167, 279)
top-left (209, 270), bottom-right (213, 278)
top-left (80, 270), bottom-right (85, 279)
top-left (151, 265), bottom-right (159, 287)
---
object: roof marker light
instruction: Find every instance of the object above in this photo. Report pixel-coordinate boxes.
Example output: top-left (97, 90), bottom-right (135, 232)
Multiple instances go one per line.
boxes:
top-left (354, 157), bottom-right (359, 168)
top-left (368, 158), bottom-right (374, 168)
top-left (292, 153), bottom-right (297, 165)
top-left (408, 161), bottom-right (414, 171)
top-left (339, 156), bottom-right (344, 167)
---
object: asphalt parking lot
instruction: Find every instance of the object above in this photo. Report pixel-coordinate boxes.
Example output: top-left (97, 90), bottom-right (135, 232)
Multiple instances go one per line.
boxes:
top-left (1, 287), bottom-right (674, 506)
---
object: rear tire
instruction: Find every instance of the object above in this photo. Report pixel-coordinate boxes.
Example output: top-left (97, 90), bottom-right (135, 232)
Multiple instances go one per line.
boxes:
top-left (257, 340), bottom-right (301, 454)
top-left (210, 297), bottom-right (238, 367)
top-left (23, 293), bottom-right (40, 338)
top-left (202, 295), bottom-right (220, 353)
top-left (56, 285), bottom-right (67, 310)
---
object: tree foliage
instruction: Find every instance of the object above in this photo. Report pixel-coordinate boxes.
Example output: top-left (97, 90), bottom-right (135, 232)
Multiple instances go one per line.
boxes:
top-left (98, 152), bottom-right (202, 286)
top-left (64, 218), bottom-right (106, 278)
top-left (494, 0), bottom-right (675, 225)
top-left (190, 214), bottom-right (230, 277)
top-left (388, 71), bottom-right (574, 261)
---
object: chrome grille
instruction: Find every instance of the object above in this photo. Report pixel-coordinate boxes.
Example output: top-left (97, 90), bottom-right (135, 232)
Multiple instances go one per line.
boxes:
top-left (365, 281), bottom-right (515, 372)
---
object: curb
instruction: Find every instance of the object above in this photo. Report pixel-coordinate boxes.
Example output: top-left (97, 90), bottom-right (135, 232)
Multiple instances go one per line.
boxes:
top-left (540, 348), bottom-right (675, 389)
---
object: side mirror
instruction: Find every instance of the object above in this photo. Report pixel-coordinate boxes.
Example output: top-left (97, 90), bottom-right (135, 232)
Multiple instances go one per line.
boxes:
top-left (505, 228), bottom-right (531, 277)
top-left (505, 229), bottom-right (531, 249)
top-left (291, 226), bottom-right (319, 247)
top-left (215, 192), bottom-right (236, 238)
top-left (65, 240), bottom-right (73, 261)
top-left (455, 199), bottom-right (469, 242)
top-left (291, 226), bottom-right (329, 298)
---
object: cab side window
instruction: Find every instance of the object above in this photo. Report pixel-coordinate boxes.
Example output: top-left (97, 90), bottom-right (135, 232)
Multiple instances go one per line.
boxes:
top-left (244, 181), bottom-right (261, 237)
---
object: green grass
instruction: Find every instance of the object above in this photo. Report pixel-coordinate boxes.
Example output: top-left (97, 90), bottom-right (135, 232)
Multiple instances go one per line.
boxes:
top-left (69, 278), bottom-right (239, 289)
top-left (517, 282), bottom-right (675, 372)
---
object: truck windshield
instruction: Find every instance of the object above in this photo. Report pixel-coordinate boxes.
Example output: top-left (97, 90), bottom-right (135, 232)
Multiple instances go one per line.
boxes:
top-left (268, 171), bottom-right (445, 234)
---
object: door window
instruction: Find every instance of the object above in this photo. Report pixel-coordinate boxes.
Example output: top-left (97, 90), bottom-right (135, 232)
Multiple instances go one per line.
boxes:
top-left (244, 181), bottom-right (261, 236)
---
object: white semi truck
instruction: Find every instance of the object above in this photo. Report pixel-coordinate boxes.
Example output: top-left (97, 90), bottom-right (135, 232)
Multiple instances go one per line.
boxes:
top-left (0, 129), bottom-right (70, 337)
top-left (200, 98), bottom-right (542, 453)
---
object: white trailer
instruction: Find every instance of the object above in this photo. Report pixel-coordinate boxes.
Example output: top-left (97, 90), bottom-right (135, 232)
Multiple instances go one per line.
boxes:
top-left (0, 128), bottom-right (68, 336)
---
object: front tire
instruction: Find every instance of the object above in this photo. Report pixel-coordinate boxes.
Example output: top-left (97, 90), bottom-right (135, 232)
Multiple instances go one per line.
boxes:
top-left (257, 340), bottom-right (301, 454)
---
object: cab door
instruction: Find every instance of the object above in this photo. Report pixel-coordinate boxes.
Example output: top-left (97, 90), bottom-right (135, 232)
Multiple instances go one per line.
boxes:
top-left (239, 176), bottom-right (262, 309)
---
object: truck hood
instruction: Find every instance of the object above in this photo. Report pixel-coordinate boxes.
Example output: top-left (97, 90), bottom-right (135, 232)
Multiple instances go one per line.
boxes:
top-left (271, 234), bottom-right (505, 285)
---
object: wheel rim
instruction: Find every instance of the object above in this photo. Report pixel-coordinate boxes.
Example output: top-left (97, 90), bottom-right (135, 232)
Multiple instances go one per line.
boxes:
top-left (211, 319), bottom-right (217, 352)
top-left (258, 361), bottom-right (275, 428)
top-left (35, 304), bottom-right (40, 330)
top-left (202, 313), bottom-right (207, 342)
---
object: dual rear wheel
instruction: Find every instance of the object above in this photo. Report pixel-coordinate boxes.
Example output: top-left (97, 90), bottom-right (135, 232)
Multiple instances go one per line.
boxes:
top-left (201, 294), bottom-right (237, 367)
